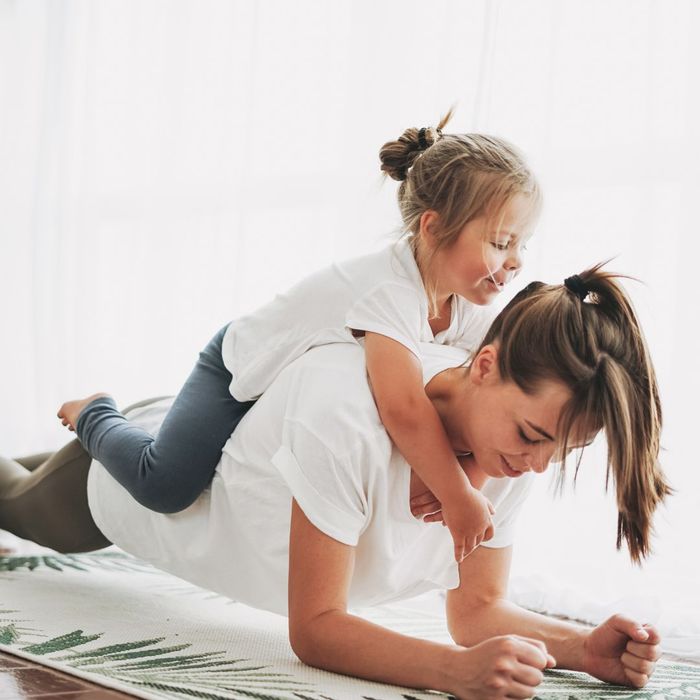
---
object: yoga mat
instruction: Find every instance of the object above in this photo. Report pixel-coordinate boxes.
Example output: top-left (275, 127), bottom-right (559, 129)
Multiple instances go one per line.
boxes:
top-left (0, 552), bottom-right (697, 699)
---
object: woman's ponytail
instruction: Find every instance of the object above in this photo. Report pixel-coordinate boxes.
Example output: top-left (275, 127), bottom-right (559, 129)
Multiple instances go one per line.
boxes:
top-left (479, 262), bottom-right (671, 562)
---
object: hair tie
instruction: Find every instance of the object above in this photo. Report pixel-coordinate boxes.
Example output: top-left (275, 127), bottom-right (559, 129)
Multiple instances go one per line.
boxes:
top-left (564, 274), bottom-right (588, 301)
top-left (418, 127), bottom-right (429, 150)
top-left (418, 126), bottom-right (443, 152)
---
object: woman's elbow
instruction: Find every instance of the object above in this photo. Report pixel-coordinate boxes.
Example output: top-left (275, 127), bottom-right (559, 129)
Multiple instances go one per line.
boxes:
top-left (288, 623), bottom-right (312, 663)
top-left (288, 611), bottom-right (338, 667)
top-left (446, 595), bottom-right (504, 647)
top-left (289, 623), bottom-right (327, 667)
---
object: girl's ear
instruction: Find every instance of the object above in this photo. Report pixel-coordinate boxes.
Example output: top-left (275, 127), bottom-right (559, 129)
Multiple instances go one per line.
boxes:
top-left (418, 210), bottom-right (441, 249)
top-left (470, 344), bottom-right (499, 385)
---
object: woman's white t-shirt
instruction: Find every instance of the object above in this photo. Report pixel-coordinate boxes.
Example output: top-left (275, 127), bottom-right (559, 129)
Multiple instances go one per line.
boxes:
top-left (87, 343), bottom-right (534, 617)
top-left (222, 239), bottom-right (492, 401)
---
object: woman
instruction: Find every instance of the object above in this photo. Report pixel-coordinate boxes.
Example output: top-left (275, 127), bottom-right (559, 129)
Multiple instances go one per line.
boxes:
top-left (0, 265), bottom-right (670, 700)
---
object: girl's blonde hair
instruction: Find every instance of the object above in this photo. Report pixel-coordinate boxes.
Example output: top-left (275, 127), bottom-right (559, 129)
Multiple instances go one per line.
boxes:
top-left (479, 263), bottom-right (670, 563)
top-left (379, 109), bottom-right (542, 314)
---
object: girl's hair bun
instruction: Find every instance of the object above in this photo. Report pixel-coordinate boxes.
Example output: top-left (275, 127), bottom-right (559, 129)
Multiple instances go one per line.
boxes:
top-left (379, 124), bottom-right (444, 181)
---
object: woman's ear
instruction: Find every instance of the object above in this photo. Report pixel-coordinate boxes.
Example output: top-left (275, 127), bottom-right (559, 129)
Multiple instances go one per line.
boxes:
top-left (470, 345), bottom-right (499, 386)
top-left (418, 210), bottom-right (441, 249)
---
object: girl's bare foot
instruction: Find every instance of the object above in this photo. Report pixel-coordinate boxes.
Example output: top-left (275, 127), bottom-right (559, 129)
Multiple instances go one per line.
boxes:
top-left (57, 392), bottom-right (111, 432)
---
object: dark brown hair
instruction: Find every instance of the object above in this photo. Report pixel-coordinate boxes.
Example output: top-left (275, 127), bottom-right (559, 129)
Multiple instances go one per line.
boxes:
top-left (480, 263), bottom-right (670, 563)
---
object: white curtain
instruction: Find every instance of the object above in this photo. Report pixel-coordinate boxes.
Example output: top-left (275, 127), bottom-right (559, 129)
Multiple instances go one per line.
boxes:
top-left (1, 0), bottom-right (698, 657)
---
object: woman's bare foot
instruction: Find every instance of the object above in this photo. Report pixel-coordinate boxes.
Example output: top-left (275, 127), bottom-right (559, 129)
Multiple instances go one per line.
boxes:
top-left (57, 392), bottom-right (111, 432)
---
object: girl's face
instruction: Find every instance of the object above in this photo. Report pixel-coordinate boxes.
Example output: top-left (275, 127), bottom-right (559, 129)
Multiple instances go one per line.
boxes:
top-left (422, 194), bottom-right (535, 306)
top-left (435, 346), bottom-right (577, 480)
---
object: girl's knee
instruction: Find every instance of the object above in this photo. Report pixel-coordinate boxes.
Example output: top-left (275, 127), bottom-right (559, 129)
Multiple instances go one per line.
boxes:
top-left (135, 486), bottom-right (199, 514)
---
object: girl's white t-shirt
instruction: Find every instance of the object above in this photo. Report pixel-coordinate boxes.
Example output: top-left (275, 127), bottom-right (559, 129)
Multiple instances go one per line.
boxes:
top-left (222, 239), bottom-right (492, 401)
top-left (87, 343), bottom-right (535, 617)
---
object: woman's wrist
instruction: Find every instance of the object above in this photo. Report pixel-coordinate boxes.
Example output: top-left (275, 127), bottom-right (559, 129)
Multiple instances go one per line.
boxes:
top-left (577, 628), bottom-right (594, 674)
top-left (553, 624), bottom-right (591, 673)
top-left (435, 644), bottom-right (470, 696)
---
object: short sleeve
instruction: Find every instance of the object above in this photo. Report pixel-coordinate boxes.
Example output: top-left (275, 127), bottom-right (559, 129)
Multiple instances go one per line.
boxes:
top-left (479, 473), bottom-right (536, 549)
top-left (346, 282), bottom-right (426, 359)
top-left (271, 420), bottom-right (369, 546)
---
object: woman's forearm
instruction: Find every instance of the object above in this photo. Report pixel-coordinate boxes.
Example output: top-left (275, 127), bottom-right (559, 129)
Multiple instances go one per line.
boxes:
top-left (450, 598), bottom-right (590, 672)
top-left (294, 609), bottom-right (460, 694)
top-left (450, 599), bottom-right (589, 671)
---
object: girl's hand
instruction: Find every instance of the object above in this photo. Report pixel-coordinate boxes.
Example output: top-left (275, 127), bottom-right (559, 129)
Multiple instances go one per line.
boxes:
top-left (409, 455), bottom-right (491, 524)
top-left (446, 635), bottom-right (555, 700)
top-left (410, 489), bottom-right (443, 519)
top-left (442, 488), bottom-right (495, 562)
top-left (582, 615), bottom-right (661, 688)
top-left (411, 489), bottom-right (496, 563)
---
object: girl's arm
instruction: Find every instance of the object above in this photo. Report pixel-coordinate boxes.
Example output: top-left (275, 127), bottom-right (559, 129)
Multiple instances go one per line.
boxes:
top-left (287, 499), bottom-right (552, 699)
top-left (446, 545), bottom-right (662, 689)
top-left (411, 454), bottom-right (490, 522)
top-left (363, 331), bottom-right (493, 560)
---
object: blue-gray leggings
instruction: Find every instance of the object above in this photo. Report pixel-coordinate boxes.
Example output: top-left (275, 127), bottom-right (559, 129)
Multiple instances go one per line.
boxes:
top-left (75, 326), bottom-right (254, 513)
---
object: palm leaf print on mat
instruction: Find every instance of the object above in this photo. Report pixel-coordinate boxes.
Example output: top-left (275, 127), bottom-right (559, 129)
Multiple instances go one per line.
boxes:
top-left (532, 663), bottom-right (700, 699)
top-left (0, 552), bottom-right (159, 574)
top-left (0, 609), bottom-right (41, 646)
top-left (25, 631), bottom-right (324, 700)
top-left (0, 554), bottom-right (697, 700)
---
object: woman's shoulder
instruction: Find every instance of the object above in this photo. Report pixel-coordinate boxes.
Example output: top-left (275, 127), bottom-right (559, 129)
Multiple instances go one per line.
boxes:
top-left (227, 343), bottom-right (392, 500)
top-left (280, 344), bottom-right (380, 414)
top-left (270, 343), bottom-right (389, 451)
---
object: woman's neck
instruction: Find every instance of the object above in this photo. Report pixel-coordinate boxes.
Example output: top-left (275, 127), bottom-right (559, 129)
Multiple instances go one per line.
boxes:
top-left (426, 367), bottom-right (472, 454)
top-left (425, 365), bottom-right (462, 402)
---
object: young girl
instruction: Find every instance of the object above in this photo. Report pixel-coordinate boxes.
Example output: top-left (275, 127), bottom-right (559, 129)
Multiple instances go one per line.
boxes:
top-left (58, 110), bottom-right (541, 563)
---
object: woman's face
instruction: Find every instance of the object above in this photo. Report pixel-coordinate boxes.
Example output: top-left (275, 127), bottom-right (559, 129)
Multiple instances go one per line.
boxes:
top-left (439, 346), bottom-right (577, 479)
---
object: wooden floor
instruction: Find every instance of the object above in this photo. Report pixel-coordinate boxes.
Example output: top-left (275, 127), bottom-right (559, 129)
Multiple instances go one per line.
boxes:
top-left (0, 652), bottom-right (135, 699)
